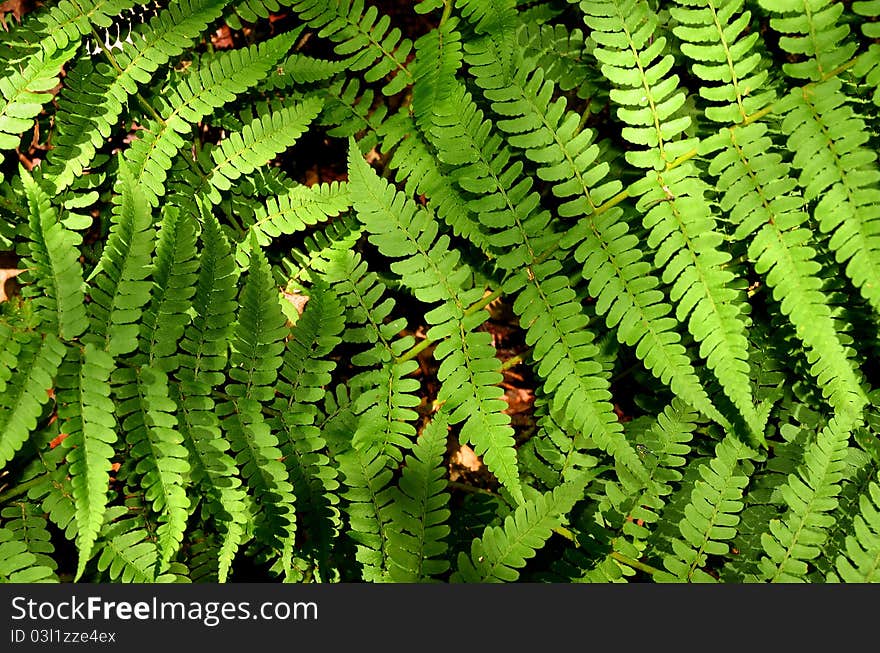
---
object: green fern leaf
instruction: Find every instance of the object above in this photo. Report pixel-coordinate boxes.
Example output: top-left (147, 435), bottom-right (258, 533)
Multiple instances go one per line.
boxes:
top-left (0, 525), bottom-right (57, 582)
top-left (43, 0), bottom-right (232, 193)
top-left (705, 122), bottom-right (867, 420)
top-left (235, 180), bottom-right (351, 267)
top-left (759, 412), bottom-right (856, 582)
top-left (0, 43), bottom-right (76, 151)
top-left (25, 0), bottom-right (142, 51)
top-left (95, 507), bottom-right (187, 582)
top-left (199, 97), bottom-right (323, 204)
top-left (57, 344), bottom-right (118, 580)
top-left (338, 440), bottom-right (395, 581)
top-left (127, 31), bottom-right (297, 204)
top-left (288, 0), bottom-right (413, 95)
top-left (348, 141), bottom-right (523, 503)
top-left (0, 331), bottom-right (65, 467)
top-left (0, 503), bottom-right (58, 583)
top-left (273, 281), bottom-right (344, 579)
top-left (174, 209), bottom-right (249, 581)
top-left (833, 473), bottom-right (880, 582)
top-left (452, 481), bottom-right (584, 582)
top-left (139, 205), bottom-right (199, 369)
top-left (220, 238), bottom-right (297, 567)
top-left (20, 168), bottom-right (88, 340)
top-left (114, 365), bottom-right (191, 563)
top-left (386, 414), bottom-right (452, 582)
top-left (657, 434), bottom-right (754, 582)
top-left (86, 159), bottom-right (155, 356)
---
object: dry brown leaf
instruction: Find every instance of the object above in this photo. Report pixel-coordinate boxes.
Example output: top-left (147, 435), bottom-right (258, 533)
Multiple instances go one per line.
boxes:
top-left (212, 25), bottom-right (235, 49)
top-left (448, 443), bottom-right (482, 482)
top-left (0, 268), bottom-right (24, 303)
top-left (281, 289), bottom-right (310, 316)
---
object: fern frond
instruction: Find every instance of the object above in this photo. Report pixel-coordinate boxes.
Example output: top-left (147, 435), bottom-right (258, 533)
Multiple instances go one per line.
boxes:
top-left (775, 79), bottom-right (880, 317)
top-left (56, 344), bottom-right (118, 580)
top-left (581, 0), bottom-right (758, 436)
top-left (127, 31), bottom-right (298, 205)
top-left (337, 440), bottom-right (394, 581)
top-left (24, 0), bottom-right (141, 51)
top-left (262, 51), bottom-right (348, 89)
top-left (517, 22), bottom-right (593, 95)
top-left (20, 169), bottom-right (88, 340)
top-left (451, 481), bottom-right (584, 582)
top-left (43, 0), bottom-right (231, 193)
top-left (234, 180), bottom-right (351, 267)
top-left (0, 331), bottom-right (65, 467)
top-left (95, 507), bottom-right (187, 582)
top-left (379, 111), bottom-right (488, 250)
top-left (657, 433), bottom-right (753, 582)
top-left (0, 43), bottom-right (77, 151)
top-left (833, 472), bottom-right (880, 582)
top-left (319, 247), bottom-right (418, 464)
top-left (412, 17), bottom-right (462, 134)
top-left (461, 16), bottom-right (726, 430)
top-left (139, 205), bottom-right (199, 369)
top-left (386, 414), bottom-right (452, 582)
top-left (759, 412), bottom-right (856, 582)
top-left (348, 141), bottom-right (523, 503)
top-left (430, 82), bottom-right (647, 483)
top-left (114, 365), bottom-right (191, 563)
top-left (175, 209), bottom-right (249, 581)
top-left (0, 524), bottom-right (57, 582)
top-left (273, 281), bottom-right (344, 579)
top-left (199, 97), bottom-right (323, 204)
top-left (85, 160), bottom-right (155, 356)
top-left (519, 407), bottom-right (604, 490)
top-left (758, 0), bottom-right (856, 82)
top-left (705, 122), bottom-right (867, 419)
top-left (615, 398), bottom-right (699, 544)
top-left (0, 503), bottom-right (58, 582)
top-left (853, 0), bottom-right (880, 107)
top-left (288, 0), bottom-right (413, 95)
top-left (220, 238), bottom-right (297, 566)
top-left (669, 0), bottom-right (774, 125)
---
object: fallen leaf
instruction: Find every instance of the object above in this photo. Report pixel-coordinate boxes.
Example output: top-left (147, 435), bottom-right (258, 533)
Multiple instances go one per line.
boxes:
top-left (281, 289), bottom-right (309, 316)
top-left (212, 25), bottom-right (234, 49)
top-left (0, 268), bottom-right (24, 303)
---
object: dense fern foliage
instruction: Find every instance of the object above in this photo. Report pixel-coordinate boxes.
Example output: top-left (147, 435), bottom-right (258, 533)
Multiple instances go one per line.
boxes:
top-left (1, 0), bottom-right (879, 583)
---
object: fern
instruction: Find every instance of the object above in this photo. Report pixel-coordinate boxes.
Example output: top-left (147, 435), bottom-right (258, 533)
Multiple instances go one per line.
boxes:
top-left (0, 331), bottom-right (65, 467)
top-left (288, 0), bottom-right (413, 95)
top-left (759, 412), bottom-right (856, 582)
top-left (0, 503), bottom-right (58, 583)
top-left (42, 0), bottom-right (232, 193)
top-left (833, 472), bottom-right (880, 582)
top-left (337, 440), bottom-right (394, 581)
top-left (113, 364), bottom-right (191, 563)
top-left (174, 209), bottom-right (249, 581)
top-left (452, 481), bottom-right (584, 583)
top-left (657, 434), bottom-right (754, 583)
top-left (56, 344), bottom-right (118, 580)
top-left (219, 237), bottom-right (297, 568)
top-left (86, 160), bottom-right (155, 356)
top-left (385, 414), bottom-right (452, 582)
top-left (273, 281), bottom-right (344, 579)
top-left (3, 0), bottom-right (880, 587)
top-left (348, 141), bottom-right (523, 503)
top-left (127, 31), bottom-right (298, 205)
top-left (0, 43), bottom-right (77, 151)
top-left (20, 169), bottom-right (88, 340)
